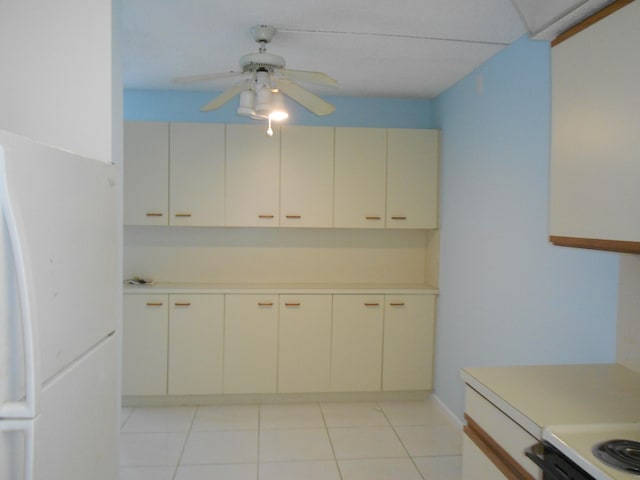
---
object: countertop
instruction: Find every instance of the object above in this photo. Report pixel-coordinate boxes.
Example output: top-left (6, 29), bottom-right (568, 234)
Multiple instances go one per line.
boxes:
top-left (123, 281), bottom-right (439, 295)
top-left (460, 364), bottom-right (640, 439)
top-left (461, 364), bottom-right (640, 480)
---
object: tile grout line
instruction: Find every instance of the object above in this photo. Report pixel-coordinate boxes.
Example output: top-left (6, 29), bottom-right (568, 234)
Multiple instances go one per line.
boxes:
top-left (170, 405), bottom-right (198, 480)
top-left (319, 402), bottom-right (345, 480)
top-left (376, 402), bottom-right (428, 480)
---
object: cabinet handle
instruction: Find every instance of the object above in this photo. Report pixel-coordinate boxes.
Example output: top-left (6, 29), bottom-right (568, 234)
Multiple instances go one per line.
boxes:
top-left (146, 302), bottom-right (163, 307)
top-left (365, 216), bottom-right (381, 220)
top-left (391, 216), bottom-right (407, 220)
top-left (389, 302), bottom-right (405, 307)
top-left (285, 215), bottom-right (301, 219)
top-left (258, 302), bottom-right (274, 307)
top-left (258, 214), bottom-right (274, 219)
top-left (145, 212), bottom-right (163, 217)
top-left (174, 302), bottom-right (191, 307)
top-left (284, 302), bottom-right (301, 307)
top-left (174, 213), bottom-right (192, 218)
top-left (364, 303), bottom-right (380, 307)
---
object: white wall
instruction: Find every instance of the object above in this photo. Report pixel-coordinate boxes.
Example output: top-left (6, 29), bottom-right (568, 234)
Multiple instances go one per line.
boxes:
top-left (0, 0), bottom-right (115, 163)
top-left (433, 36), bottom-right (619, 420)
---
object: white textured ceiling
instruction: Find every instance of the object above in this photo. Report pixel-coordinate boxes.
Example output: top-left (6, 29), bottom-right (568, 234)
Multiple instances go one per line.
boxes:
top-left (121, 0), bottom-right (599, 99)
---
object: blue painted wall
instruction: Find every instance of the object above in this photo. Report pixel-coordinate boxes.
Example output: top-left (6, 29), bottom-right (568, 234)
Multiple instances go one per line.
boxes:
top-left (432, 36), bottom-right (619, 420)
top-left (124, 89), bottom-right (434, 128)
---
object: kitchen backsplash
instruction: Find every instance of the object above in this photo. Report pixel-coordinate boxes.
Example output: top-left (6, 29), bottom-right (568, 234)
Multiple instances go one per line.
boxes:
top-left (123, 226), bottom-right (439, 286)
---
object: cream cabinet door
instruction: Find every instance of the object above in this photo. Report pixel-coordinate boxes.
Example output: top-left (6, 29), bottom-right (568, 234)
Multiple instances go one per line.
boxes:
top-left (223, 294), bottom-right (278, 393)
top-left (123, 122), bottom-right (169, 226)
top-left (387, 129), bottom-right (439, 229)
top-left (168, 294), bottom-right (224, 395)
top-left (278, 295), bottom-right (332, 393)
top-left (169, 123), bottom-right (225, 226)
top-left (122, 294), bottom-right (168, 396)
top-left (225, 125), bottom-right (280, 227)
top-left (331, 295), bottom-right (384, 392)
top-left (334, 128), bottom-right (387, 228)
top-left (382, 294), bottom-right (435, 391)
top-left (280, 126), bottom-right (334, 227)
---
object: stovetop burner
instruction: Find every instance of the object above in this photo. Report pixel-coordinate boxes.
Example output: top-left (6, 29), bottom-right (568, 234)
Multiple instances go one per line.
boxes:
top-left (593, 439), bottom-right (640, 475)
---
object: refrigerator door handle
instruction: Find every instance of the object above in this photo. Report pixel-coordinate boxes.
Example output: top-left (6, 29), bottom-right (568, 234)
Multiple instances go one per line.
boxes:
top-left (0, 418), bottom-right (35, 480)
top-left (0, 148), bottom-right (40, 419)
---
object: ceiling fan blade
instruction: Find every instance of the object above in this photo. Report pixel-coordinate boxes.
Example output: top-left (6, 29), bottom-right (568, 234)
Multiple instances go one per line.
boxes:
top-left (172, 71), bottom-right (247, 84)
top-left (278, 69), bottom-right (338, 87)
top-left (200, 82), bottom-right (247, 112)
top-left (276, 78), bottom-right (335, 116)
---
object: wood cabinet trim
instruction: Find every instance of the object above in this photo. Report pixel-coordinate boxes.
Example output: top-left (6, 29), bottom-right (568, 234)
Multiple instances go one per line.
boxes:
top-left (551, 0), bottom-right (633, 47)
top-left (464, 414), bottom-right (535, 480)
top-left (550, 235), bottom-right (640, 254)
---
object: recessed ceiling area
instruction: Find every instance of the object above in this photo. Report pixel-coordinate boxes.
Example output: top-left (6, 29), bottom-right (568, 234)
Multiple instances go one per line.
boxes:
top-left (121, 0), bottom-right (612, 99)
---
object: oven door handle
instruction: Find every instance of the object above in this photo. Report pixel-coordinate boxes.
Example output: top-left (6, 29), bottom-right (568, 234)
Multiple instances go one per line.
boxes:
top-left (525, 443), bottom-right (546, 469)
top-left (525, 443), bottom-right (567, 480)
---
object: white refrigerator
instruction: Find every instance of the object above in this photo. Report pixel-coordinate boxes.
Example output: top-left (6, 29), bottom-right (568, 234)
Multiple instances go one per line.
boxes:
top-left (0, 130), bottom-right (118, 480)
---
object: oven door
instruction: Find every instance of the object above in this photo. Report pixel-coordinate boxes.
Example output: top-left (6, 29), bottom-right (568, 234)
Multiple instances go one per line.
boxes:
top-left (526, 442), bottom-right (596, 480)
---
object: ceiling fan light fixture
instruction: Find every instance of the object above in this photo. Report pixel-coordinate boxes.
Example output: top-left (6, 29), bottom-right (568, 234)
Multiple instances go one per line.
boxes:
top-left (254, 85), bottom-right (272, 117)
top-left (236, 89), bottom-right (256, 117)
top-left (268, 92), bottom-right (289, 121)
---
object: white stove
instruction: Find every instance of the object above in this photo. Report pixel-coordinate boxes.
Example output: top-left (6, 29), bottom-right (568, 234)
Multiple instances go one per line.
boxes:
top-left (543, 423), bottom-right (640, 480)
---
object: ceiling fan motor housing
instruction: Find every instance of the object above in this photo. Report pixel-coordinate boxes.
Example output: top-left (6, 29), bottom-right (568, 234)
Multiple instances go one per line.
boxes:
top-left (240, 52), bottom-right (286, 72)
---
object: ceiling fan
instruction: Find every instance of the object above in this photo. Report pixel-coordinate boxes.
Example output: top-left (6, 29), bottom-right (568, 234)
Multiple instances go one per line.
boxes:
top-left (173, 25), bottom-right (338, 117)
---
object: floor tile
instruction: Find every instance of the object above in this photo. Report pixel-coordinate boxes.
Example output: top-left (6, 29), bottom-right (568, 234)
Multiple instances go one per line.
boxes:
top-left (321, 402), bottom-right (389, 427)
top-left (192, 405), bottom-right (259, 431)
top-left (260, 403), bottom-right (325, 429)
top-left (329, 426), bottom-right (408, 459)
top-left (119, 432), bottom-right (187, 467)
top-left (118, 466), bottom-right (175, 480)
top-left (338, 458), bottom-right (423, 480)
top-left (181, 430), bottom-right (258, 464)
top-left (395, 424), bottom-right (462, 457)
top-left (174, 463), bottom-right (258, 480)
top-left (413, 455), bottom-right (463, 480)
top-left (121, 407), bottom-right (196, 433)
top-left (259, 428), bottom-right (334, 462)
top-left (259, 460), bottom-right (341, 480)
top-left (379, 399), bottom-right (449, 426)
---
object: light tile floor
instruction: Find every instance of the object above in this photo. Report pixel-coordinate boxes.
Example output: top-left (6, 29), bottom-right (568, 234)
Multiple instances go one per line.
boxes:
top-left (119, 397), bottom-right (462, 480)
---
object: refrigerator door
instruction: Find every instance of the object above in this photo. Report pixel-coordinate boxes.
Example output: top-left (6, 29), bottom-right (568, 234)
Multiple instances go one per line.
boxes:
top-left (0, 337), bottom-right (117, 480)
top-left (0, 130), bottom-right (117, 385)
top-left (34, 336), bottom-right (117, 480)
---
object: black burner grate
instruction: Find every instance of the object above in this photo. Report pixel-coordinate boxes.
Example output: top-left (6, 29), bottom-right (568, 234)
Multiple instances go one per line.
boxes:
top-left (593, 439), bottom-right (640, 475)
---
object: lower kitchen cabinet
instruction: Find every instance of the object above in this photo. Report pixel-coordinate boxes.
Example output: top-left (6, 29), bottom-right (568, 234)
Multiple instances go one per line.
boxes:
top-left (331, 295), bottom-right (384, 392)
top-left (123, 291), bottom-right (437, 397)
top-left (462, 386), bottom-right (538, 480)
top-left (462, 434), bottom-right (509, 480)
top-left (168, 294), bottom-right (223, 395)
top-left (383, 295), bottom-right (436, 391)
top-left (122, 294), bottom-right (168, 396)
top-left (223, 294), bottom-right (279, 394)
top-left (278, 295), bottom-right (332, 393)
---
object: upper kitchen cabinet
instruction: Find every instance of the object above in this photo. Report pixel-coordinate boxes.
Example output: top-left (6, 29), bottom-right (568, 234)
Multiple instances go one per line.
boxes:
top-left (280, 126), bottom-right (334, 227)
top-left (387, 129), bottom-right (439, 229)
top-left (225, 124), bottom-right (280, 227)
top-left (334, 127), bottom-right (387, 228)
top-left (124, 122), bottom-right (169, 226)
top-left (169, 123), bottom-right (225, 226)
top-left (549, 1), bottom-right (640, 253)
